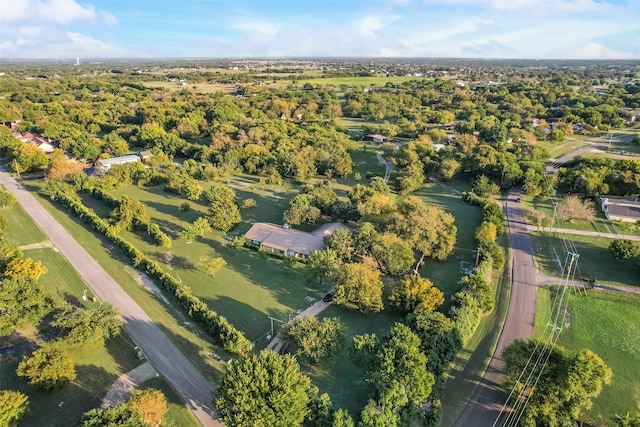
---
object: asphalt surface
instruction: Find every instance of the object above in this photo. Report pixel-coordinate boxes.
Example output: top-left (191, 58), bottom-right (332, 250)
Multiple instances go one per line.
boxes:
top-left (1, 171), bottom-right (219, 427)
top-left (453, 195), bottom-right (538, 427)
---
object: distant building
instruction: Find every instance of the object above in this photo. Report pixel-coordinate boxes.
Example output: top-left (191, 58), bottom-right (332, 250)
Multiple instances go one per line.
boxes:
top-left (366, 134), bottom-right (389, 144)
top-left (244, 222), bottom-right (350, 259)
top-left (95, 155), bottom-right (140, 174)
top-left (138, 150), bottom-right (154, 162)
top-left (598, 196), bottom-right (640, 223)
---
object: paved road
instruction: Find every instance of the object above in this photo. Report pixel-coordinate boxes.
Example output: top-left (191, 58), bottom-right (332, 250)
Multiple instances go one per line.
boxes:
top-left (453, 195), bottom-right (538, 427)
top-left (0, 171), bottom-right (219, 427)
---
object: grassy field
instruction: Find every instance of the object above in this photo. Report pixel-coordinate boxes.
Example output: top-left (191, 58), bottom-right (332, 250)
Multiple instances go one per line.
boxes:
top-left (548, 139), bottom-right (587, 159)
top-left (298, 75), bottom-right (429, 87)
top-left (414, 180), bottom-right (482, 304)
top-left (533, 287), bottom-right (640, 426)
top-left (1, 202), bottom-right (47, 245)
top-left (143, 81), bottom-right (236, 93)
top-left (0, 335), bottom-right (142, 427)
top-left (307, 302), bottom-right (404, 417)
top-left (522, 196), bottom-right (640, 236)
top-left (529, 232), bottom-right (640, 287)
top-left (1, 201), bottom-right (201, 427)
top-left (19, 180), bottom-right (229, 385)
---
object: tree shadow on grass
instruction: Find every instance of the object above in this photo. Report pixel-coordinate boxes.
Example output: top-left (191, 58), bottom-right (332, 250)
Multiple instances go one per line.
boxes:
top-left (145, 200), bottom-right (202, 224)
top-left (18, 364), bottom-right (117, 427)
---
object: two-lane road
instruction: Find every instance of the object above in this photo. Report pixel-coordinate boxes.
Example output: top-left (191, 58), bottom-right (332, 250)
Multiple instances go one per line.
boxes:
top-left (453, 195), bottom-right (538, 427)
top-left (1, 170), bottom-right (220, 427)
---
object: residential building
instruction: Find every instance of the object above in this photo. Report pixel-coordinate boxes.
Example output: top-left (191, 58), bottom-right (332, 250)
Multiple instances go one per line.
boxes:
top-left (244, 222), bottom-right (350, 259)
top-left (598, 196), bottom-right (640, 223)
top-left (366, 134), bottom-right (389, 144)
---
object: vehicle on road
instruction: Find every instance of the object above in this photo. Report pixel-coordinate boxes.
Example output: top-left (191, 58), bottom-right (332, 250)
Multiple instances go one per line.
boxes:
top-left (322, 293), bottom-right (334, 302)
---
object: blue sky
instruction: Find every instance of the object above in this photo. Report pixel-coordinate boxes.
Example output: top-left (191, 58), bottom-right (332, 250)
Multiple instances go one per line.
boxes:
top-left (1, 0), bottom-right (638, 59)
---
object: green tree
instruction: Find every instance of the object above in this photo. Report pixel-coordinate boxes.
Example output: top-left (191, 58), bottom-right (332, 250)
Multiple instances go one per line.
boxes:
top-left (127, 388), bottom-right (167, 427)
top-left (215, 350), bottom-right (312, 427)
top-left (52, 303), bottom-right (121, 348)
top-left (81, 404), bottom-right (148, 427)
top-left (0, 390), bottom-right (28, 427)
top-left (471, 175), bottom-right (499, 198)
top-left (609, 239), bottom-right (640, 260)
top-left (284, 317), bottom-right (346, 363)
top-left (206, 198), bottom-right (241, 231)
top-left (12, 143), bottom-right (49, 173)
top-left (16, 344), bottom-right (77, 390)
top-left (306, 249), bottom-right (340, 283)
top-left (192, 216), bottom-right (212, 237)
top-left (284, 194), bottom-right (321, 226)
top-left (0, 187), bottom-right (17, 209)
top-left (502, 339), bottom-right (612, 427)
top-left (371, 232), bottom-right (415, 276)
top-left (389, 275), bottom-right (444, 314)
top-left (199, 255), bottom-right (227, 276)
top-left (0, 276), bottom-right (52, 336)
top-left (334, 263), bottom-right (384, 313)
top-left (324, 228), bottom-right (355, 262)
top-left (0, 215), bottom-right (6, 236)
top-left (110, 195), bottom-right (150, 232)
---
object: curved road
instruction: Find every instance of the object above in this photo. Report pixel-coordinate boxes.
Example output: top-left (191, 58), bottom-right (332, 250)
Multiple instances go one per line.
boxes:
top-left (1, 170), bottom-right (219, 427)
top-left (453, 195), bottom-right (538, 427)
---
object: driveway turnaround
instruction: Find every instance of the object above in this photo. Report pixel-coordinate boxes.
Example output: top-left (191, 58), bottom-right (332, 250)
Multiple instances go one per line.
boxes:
top-left (1, 171), bottom-right (219, 427)
top-left (453, 195), bottom-right (538, 427)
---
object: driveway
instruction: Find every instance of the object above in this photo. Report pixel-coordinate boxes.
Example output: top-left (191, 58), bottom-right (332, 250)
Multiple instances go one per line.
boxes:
top-left (0, 170), bottom-right (219, 427)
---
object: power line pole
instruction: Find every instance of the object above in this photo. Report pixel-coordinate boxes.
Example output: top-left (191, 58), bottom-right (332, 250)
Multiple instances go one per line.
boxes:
top-left (551, 200), bottom-right (560, 229)
top-left (13, 159), bottom-right (20, 179)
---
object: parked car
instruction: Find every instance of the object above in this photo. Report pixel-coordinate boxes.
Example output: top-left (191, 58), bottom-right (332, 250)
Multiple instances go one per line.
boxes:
top-left (322, 293), bottom-right (335, 302)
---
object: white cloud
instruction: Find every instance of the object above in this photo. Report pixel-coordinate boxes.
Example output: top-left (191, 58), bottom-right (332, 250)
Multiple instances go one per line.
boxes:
top-left (357, 15), bottom-right (398, 37)
top-left (421, 0), bottom-right (610, 14)
top-left (0, 0), bottom-right (116, 25)
top-left (1, 28), bottom-right (128, 58)
top-left (567, 42), bottom-right (639, 59)
top-left (232, 20), bottom-right (280, 36)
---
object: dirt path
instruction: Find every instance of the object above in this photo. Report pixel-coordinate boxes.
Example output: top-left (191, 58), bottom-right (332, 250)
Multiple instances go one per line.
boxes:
top-left (19, 240), bottom-right (53, 250)
top-left (102, 362), bottom-right (158, 408)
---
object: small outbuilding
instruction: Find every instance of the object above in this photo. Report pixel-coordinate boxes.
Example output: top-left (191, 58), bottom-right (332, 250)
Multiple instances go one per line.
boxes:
top-left (95, 155), bottom-right (140, 174)
top-left (367, 134), bottom-right (389, 144)
top-left (598, 196), bottom-right (640, 223)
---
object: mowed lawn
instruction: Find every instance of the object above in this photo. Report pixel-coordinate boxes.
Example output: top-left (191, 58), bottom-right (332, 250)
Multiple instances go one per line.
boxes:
top-left (110, 178), bottom-right (331, 343)
top-left (308, 303), bottom-right (404, 418)
top-left (414, 181), bottom-right (481, 304)
top-left (2, 202), bottom-right (47, 245)
top-left (534, 288), bottom-right (640, 426)
top-left (529, 232), bottom-right (640, 287)
top-left (1, 206), bottom-right (200, 427)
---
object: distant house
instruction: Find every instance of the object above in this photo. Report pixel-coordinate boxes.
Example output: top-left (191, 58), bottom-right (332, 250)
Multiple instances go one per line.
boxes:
top-left (32, 136), bottom-right (55, 153)
top-left (244, 222), bottom-right (350, 259)
top-left (598, 196), bottom-right (640, 223)
top-left (443, 123), bottom-right (455, 131)
top-left (95, 155), bottom-right (140, 174)
top-left (367, 134), bottom-right (389, 144)
top-left (138, 150), bottom-right (154, 162)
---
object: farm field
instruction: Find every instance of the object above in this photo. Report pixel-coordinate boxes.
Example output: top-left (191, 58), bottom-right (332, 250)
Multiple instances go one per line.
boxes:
top-left (529, 232), bottom-right (640, 287)
top-left (143, 80), bottom-right (236, 93)
top-left (297, 75), bottom-right (429, 87)
top-left (533, 288), bottom-right (640, 426)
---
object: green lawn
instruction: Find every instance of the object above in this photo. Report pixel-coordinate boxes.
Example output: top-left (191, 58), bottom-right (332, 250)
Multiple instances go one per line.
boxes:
top-left (548, 139), bottom-right (587, 159)
top-left (534, 287), bottom-right (640, 426)
top-left (18, 180), bottom-right (228, 385)
top-left (522, 196), bottom-right (640, 236)
top-left (1, 202), bottom-right (47, 245)
top-left (135, 376), bottom-right (201, 427)
top-left (0, 336), bottom-right (142, 427)
top-left (414, 181), bottom-right (482, 304)
top-left (307, 303), bottom-right (404, 418)
top-left (529, 232), bottom-right (640, 287)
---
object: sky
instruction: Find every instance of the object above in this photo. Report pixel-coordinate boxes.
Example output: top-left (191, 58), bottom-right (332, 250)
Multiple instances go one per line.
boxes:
top-left (0, 0), bottom-right (639, 60)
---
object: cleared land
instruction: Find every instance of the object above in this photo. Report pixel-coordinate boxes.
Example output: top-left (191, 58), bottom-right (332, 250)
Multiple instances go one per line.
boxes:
top-left (529, 232), bottom-right (640, 287)
top-left (534, 287), bottom-right (640, 426)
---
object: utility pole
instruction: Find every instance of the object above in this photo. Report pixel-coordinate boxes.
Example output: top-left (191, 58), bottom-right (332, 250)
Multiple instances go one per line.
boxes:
top-left (267, 316), bottom-right (284, 338)
top-left (13, 159), bottom-right (20, 179)
top-left (551, 200), bottom-right (560, 229)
